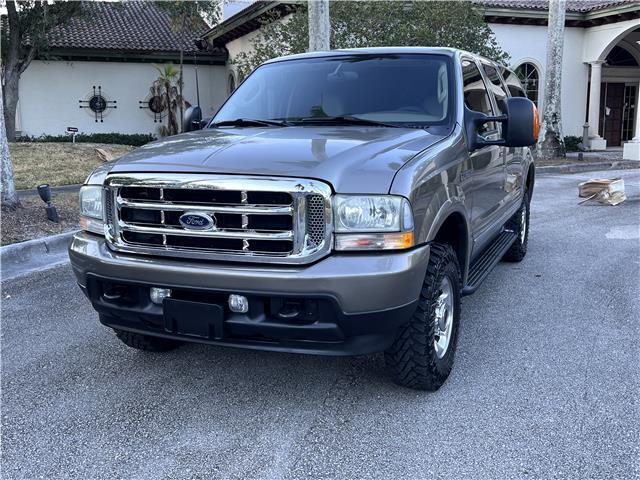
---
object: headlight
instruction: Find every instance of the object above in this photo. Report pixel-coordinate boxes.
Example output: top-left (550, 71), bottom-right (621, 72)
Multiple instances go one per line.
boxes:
top-left (79, 185), bottom-right (105, 235)
top-left (333, 195), bottom-right (414, 251)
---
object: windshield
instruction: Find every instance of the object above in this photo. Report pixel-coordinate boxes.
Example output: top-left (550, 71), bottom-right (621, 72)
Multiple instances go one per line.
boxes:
top-left (213, 54), bottom-right (453, 127)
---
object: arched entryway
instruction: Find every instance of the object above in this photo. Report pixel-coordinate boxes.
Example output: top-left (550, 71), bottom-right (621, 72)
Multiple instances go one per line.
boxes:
top-left (584, 20), bottom-right (640, 151)
top-left (598, 42), bottom-right (639, 147)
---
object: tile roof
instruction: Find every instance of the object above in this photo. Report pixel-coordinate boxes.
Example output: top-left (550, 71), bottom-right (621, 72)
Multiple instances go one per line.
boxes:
top-left (478, 0), bottom-right (638, 13)
top-left (44, 1), bottom-right (223, 55)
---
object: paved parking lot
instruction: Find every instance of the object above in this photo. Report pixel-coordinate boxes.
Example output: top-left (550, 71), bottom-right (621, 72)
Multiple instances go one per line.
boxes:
top-left (1, 169), bottom-right (639, 479)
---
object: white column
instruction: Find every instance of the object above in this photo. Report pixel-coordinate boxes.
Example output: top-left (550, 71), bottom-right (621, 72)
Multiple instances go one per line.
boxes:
top-left (623, 81), bottom-right (640, 161)
top-left (587, 61), bottom-right (607, 151)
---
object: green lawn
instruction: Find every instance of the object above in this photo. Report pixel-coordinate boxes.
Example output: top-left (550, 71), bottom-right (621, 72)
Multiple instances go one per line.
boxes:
top-left (9, 142), bottom-right (135, 190)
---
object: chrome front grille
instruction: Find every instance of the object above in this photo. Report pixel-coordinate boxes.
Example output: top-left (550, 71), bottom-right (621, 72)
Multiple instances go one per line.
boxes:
top-left (103, 173), bottom-right (332, 264)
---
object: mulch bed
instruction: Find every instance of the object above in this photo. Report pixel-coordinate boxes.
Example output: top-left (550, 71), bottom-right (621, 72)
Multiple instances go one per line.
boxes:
top-left (1, 192), bottom-right (79, 246)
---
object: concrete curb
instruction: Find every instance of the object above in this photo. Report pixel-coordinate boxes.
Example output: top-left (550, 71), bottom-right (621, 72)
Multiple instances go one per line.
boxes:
top-left (18, 184), bottom-right (82, 199)
top-left (1, 230), bottom-right (77, 282)
top-left (537, 161), bottom-right (640, 175)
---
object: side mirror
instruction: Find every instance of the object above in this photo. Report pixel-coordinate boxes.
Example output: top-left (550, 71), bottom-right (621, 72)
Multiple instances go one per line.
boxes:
top-left (200, 116), bottom-right (212, 129)
top-left (183, 106), bottom-right (203, 132)
top-left (465, 97), bottom-right (539, 151)
top-left (503, 97), bottom-right (539, 148)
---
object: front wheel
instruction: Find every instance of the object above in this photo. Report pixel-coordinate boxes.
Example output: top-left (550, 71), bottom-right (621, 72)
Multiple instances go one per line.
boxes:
top-left (385, 243), bottom-right (461, 391)
top-left (503, 192), bottom-right (530, 262)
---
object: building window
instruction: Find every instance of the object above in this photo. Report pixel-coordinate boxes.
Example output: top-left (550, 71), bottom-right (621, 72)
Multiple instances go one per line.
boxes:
top-left (514, 63), bottom-right (539, 107)
top-left (228, 73), bottom-right (236, 95)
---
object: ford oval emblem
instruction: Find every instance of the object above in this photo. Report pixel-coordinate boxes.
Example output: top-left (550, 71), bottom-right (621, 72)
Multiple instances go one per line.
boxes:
top-left (179, 211), bottom-right (216, 231)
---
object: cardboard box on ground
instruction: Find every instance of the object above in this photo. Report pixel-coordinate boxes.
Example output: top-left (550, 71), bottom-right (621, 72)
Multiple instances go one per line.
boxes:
top-left (578, 178), bottom-right (626, 206)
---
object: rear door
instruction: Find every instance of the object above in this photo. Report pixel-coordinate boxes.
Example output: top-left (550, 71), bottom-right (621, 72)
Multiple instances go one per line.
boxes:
top-left (461, 58), bottom-right (506, 253)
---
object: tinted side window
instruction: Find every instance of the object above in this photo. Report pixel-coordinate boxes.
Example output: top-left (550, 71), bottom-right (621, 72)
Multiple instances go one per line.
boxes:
top-left (508, 85), bottom-right (526, 98)
top-left (500, 67), bottom-right (527, 98)
top-left (482, 63), bottom-right (509, 114)
top-left (462, 59), bottom-right (495, 134)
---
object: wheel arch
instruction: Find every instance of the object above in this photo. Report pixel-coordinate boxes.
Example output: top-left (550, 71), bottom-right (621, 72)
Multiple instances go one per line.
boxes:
top-left (427, 206), bottom-right (471, 284)
top-left (525, 154), bottom-right (535, 198)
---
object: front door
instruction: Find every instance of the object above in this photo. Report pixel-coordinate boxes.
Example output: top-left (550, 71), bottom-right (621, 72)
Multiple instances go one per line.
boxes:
top-left (599, 83), bottom-right (625, 146)
top-left (461, 59), bottom-right (507, 255)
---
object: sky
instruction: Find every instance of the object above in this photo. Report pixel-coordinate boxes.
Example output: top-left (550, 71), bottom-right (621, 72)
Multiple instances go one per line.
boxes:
top-left (223, 0), bottom-right (256, 20)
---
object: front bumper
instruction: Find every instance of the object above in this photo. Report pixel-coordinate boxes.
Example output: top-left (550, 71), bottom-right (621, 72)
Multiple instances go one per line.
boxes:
top-left (69, 232), bottom-right (430, 355)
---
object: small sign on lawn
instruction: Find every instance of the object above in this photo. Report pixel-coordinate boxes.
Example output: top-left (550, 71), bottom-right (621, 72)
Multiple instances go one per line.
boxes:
top-left (66, 127), bottom-right (79, 143)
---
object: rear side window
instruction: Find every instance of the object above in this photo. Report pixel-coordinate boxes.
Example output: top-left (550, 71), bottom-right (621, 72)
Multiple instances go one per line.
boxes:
top-left (508, 85), bottom-right (526, 98)
top-left (501, 67), bottom-right (527, 99)
top-left (462, 59), bottom-right (495, 134)
top-left (482, 63), bottom-right (508, 114)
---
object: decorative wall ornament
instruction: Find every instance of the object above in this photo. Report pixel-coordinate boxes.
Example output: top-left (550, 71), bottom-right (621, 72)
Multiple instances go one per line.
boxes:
top-left (79, 86), bottom-right (117, 122)
top-left (139, 91), bottom-right (168, 123)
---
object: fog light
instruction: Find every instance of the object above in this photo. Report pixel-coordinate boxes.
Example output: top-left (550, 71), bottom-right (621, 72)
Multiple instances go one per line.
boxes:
top-left (229, 294), bottom-right (249, 313)
top-left (150, 287), bottom-right (171, 305)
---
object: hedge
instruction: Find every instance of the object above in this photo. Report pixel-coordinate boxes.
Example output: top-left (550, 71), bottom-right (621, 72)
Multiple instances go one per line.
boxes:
top-left (17, 132), bottom-right (157, 147)
top-left (563, 136), bottom-right (583, 152)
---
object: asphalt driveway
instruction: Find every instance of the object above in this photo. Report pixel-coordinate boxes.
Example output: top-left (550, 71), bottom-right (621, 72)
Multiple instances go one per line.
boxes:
top-left (1, 169), bottom-right (639, 479)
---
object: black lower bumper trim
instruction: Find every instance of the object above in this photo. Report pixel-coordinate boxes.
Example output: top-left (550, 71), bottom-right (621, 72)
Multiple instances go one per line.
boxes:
top-left (84, 275), bottom-right (417, 356)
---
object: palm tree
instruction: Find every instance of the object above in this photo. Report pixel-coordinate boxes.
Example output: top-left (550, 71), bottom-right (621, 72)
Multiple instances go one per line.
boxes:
top-left (153, 64), bottom-right (183, 136)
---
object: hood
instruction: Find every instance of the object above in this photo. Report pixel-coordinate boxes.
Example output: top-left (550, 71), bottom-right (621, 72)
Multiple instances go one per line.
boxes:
top-left (110, 126), bottom-right (447, 193)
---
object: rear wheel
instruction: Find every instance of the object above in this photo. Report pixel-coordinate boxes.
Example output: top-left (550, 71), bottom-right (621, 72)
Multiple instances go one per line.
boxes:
top-left (503, 191), bottom-right (530, 262)
top-left (385, 243), bottom-right (461, 391)
top-left (113, 328), bottom-right (181, 352)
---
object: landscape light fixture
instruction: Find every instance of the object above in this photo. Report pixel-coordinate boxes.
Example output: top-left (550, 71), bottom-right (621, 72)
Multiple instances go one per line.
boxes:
top-left (37, 184), bottom-right (60, 223)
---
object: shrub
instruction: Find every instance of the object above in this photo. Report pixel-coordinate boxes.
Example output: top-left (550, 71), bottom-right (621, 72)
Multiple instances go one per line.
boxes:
top-left (17, 132), bottom-right (156, 147)
top-left (564, 136), bottom-right (583, 152)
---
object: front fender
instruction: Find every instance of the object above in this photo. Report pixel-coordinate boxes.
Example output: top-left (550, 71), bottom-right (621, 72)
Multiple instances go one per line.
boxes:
top-left (390, 126), bottom-right (472, 282)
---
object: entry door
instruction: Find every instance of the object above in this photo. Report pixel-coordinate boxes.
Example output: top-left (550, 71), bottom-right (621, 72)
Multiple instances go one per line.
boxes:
top-left (599, 83), bottom-right (625, 146)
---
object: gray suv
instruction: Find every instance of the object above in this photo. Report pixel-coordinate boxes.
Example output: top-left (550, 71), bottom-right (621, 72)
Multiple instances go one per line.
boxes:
top-left (69, 48), bottom-right (538, 390)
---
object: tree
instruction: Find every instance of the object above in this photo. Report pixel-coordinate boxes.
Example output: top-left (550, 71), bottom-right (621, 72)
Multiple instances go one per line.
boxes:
top-left (1, 80), bottom-right (19, 210)
top-left (1, 1), bottom-right (84, 141)
top-left (153, 64), bottom-right (183, 137)
top-left (156, 1), bottom-right (222, 132)
top-left (233, 1), bottom-right (509, 81)
top-left (308, 0), bottom-right (330, 51)
top-left (537, 0), bottom-right (566, 158)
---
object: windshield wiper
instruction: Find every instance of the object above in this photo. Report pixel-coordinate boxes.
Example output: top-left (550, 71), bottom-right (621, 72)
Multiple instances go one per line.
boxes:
top-left (210, 118), bottom-right (290, 128)
top-left (293, 115), bottom-right (400, 128)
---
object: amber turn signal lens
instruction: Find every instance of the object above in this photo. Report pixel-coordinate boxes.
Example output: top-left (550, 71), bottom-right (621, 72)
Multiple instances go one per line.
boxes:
top-left (532, 104), bottom-right (540, 141)
top-left (387, 231), bottom-right (415, 249)
top-left (335, 231), bottom-right (415, 251)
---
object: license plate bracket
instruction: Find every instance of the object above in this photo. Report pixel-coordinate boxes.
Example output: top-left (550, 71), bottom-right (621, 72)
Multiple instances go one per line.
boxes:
top-left (163, 299), bottom-right (224, 339)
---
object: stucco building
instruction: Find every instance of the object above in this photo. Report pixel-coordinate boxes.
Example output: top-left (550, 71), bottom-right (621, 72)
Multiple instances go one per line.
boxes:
top-left (14, 2), bottom-right (228, 137)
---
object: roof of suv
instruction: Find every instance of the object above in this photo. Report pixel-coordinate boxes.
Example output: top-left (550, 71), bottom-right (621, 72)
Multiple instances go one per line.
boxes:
top-left (263, 47), bottom-right (490, 65)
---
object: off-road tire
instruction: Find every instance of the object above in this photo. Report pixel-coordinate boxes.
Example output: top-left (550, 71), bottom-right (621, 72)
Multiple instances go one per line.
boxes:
top-left (114, 329), bottom-right (181, 352)
top-left (503, 192), bottom-right (530, 262)
top-left (385, 243), bottom-right (461, 391)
